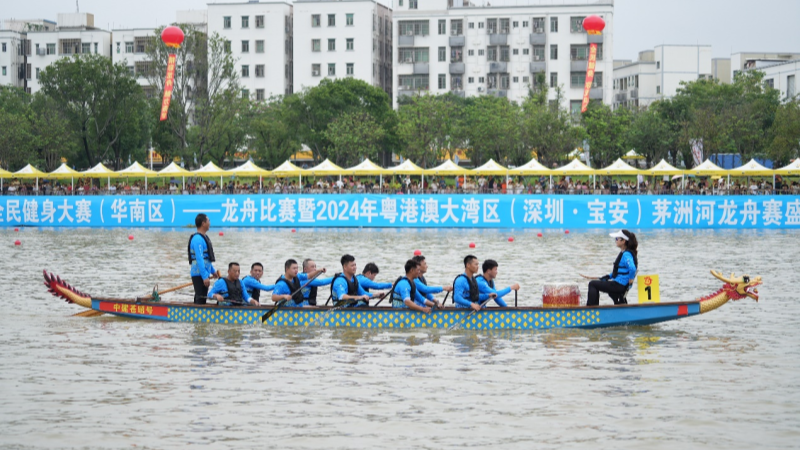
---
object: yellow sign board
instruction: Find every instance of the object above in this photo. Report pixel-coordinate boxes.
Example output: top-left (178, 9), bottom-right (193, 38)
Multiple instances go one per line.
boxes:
top-left (637, 274), bottom-right (660, 303)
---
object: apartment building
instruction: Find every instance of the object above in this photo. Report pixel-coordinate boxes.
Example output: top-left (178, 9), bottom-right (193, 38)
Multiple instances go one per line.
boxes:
top-left (731, 52), bottom-right (800, 81)
top-left (612, 45), bottom-right (711, 109)
top-left (391, 0), bottom-right (614, 111)
top-left (293, 0), bottom-right (392, 97)
top-left (751, 59), bottom-right (799, 101)
top-left (112, 28), bottom-right (157, 97)
top-left (208, 1), bottom-right (294, 101)
top-left (21, 13), bottom-right (112, 93)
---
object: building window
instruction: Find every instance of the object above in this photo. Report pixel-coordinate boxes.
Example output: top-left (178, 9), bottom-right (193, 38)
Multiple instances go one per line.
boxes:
top-left (242, 40), bottom-right (249, 53)
top-left (328, 39), bottom-right (336, 51)
top-left (513, 48), bottom-right (519, 56)
top-left (312, 15), bottom-right (320, 27)
top-left (500, 19), bottom-right (510, 34)
top-left (478, 49), bottom-right (484, 56)
top-left (468, 77), bottom-right (474, 84)
top-left (500, 46), bottom-right (510, 62)
top-left (347, 63), bottom-right (354, 76)
top-left (1, 66), bottom-right (5, 76)
top-left (346, 13), bottom-right (354, 26)
top-left (82, 43), bottom-right (91, 54)
top-left (399, 20), bottom-right (429, 36)
top-left (468, 22), bottom-right (474, 29)
top-left (438, 46), bottom-right (446, 61)
top-left (224, 40), bottom-right (231, 53)
top-left (346, 38), bottom-right (354, 50)
top-left (242, 89), bottom-right (249, 99)
top-left (550, 72), bottom-right (558, 88)
top-left (242, 65), bottom-right (249, 77)
top-left (328, 14), bottom-right (336, 27)
top-left (523, 21), bottom-right (529, 27)
top-left (468, 49), bottom-right (474, 56)
top-left (312, 64), bottom-right (321, 76)
top-left (523, 48), bottom-right (529, 55)
top-left (570, 44), bottom-right (602, 61)
top-left (398, 47), bottom-right (429, 63)
top-left (1, 43), bottom-right (5, 52)
top-left (224, 16), bottom-right (231, 29)
top-left (256, 40), bottom-right (264, 53)
top-left (532, 17), bottom-right (545, 32)
top-left (479, 76), bottom-right (485, 84)
top-left (478, 22), bottom-right (484, 29)
top-left (328, 63), bottom-right (336, 76)
top-left (312, 39), bottom-right (321, 52)
top-left (47, 43), bottom-right (57, 55)
top-left (513, 76), bottom-right (519, 83)
top-left (399, 75), bottom-right (429, 89)
top-left (487, 19), bottom-right (497, 34)
top-left (438, 74), bottom-right (446, 89)
top-left (256, 89), bottom-right (265, 101)
top-left (570, 17), bottom-right (585, 33)
top-left (550, 17), bottom-right (558, 33)
top-left (438, 20), bottom-right (446, 35)
top-left (788, 74), bottom-right (796, 98)
top-left (256, 65), bottom-right (265, 77)
top-left (513, 21), bottom-right (519, 28)
top-left (523, 76), bottom-right (530, 83)
top-left (125, 42), bottom-right (133, 53)
top-left (451, 20), bottom-right (463, 35)
top-left (242, 16), bottom-right (249, 28)
top-left (254, 15), bottom-right (264, 29)
top-left (570, 101), bottom-right (581, 114)
top-left (35, 67), bottom-right (40, 79)
top-left (409, 0), bottom-right (418, 9)
top-left (656, 61), bottom-right (661, 69)
top-left (532, 45), bottom-right (544, 61)
top-left (656, 85), bottom-right (661, 94)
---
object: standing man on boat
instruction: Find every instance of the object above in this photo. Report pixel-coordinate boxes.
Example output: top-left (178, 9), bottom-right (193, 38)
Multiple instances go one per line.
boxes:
top-left (356, 263), bottom-right (393, 292)
top-left (301, 259), bottom-right (334, 306)
top-left (272, 259), bottom-right (326, 307)
top-left (475, 259), bottom-right (519, 308)
top-left (208, 262), bottom-right (258, 306)
top-left (411, 255), bottom-right (453, 303)
top-left (331, 254), bottom-right (375, 307)
top-left (453, 255), bottom-right (495, 311)
top-left (390, 260), bottom-right (438, 313)
top-left (189, 213), bottom-right (220, 305)
top-left (241, 262), bottom-right (275, 304)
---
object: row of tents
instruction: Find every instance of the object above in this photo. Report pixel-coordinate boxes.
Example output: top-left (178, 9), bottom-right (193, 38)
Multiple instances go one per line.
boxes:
top-left (4, 156), bottom-right (799, 183)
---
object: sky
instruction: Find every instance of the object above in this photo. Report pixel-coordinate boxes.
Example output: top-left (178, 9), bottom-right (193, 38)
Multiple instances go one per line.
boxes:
top-left (2, 0), bottom-right (799, 60)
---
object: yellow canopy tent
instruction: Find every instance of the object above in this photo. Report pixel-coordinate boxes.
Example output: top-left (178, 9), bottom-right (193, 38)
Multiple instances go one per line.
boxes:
top-left (270, 160), bottom-right (307, 190)
top-left (387, 159), bottom-right (426, 191)
top-left (597, 158), bottom-right (642, 175)
top-left (687, 159), bottom-right (729, 176)
top-left (0, 167), bottom-right (11, 191)
top-left (730, 159), bottom-right (773, 177)
top-left (344, 158), bottom-right (390, 191)
top-left (226, 160), bottom-right (272, 191)
top-left (47, 163), bottom-right (83, 193)
top-left (623, 149), bottom-right (645, 160)
top-left (156, 162), bottom-right (194, 190)
top-left (80, 163), bottom-right (117, 189)
top-left (424, 159), bottom-right (472, 176)
top-left (307, 158), bottom-right (346, 176)
top-left (13, 164), bottom-right (48, 192)
top-left (551, 159), bottom-right (595, 175)
top-left (472, 159), bottom-right (509, 176)
top-left (642, 159), bottom-right (685, 176)
top-left (193, 161), bottom-right (229, 188)
top-left (508, 158), bottom-right (551, 176)
top-left (774, 159), bottom-right (800, 176)
top-left (116, 161), bottom-right (158, 191)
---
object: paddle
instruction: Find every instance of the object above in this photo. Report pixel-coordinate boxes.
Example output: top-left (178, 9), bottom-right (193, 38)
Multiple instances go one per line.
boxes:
top-left (514, 290), bottom-right (518, 308)
top-left (370, 290), bottom-right (392, 307)
top-left (448, 298), bottom-right (492, 331)
top-left (261, 270), bottom-right (324, 323)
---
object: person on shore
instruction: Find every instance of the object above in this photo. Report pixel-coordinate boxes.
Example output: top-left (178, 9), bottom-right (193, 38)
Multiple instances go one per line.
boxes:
top-left (391, 260), bottom-right (439, 313)
top-left (189, 213), bottom-right (220, 305)
top-left (582, 230), bottom-right (639, 306)
top-left (475, 259), bottom-right (520, 308)
top-left (453, 255), bottom-right (495, 311)
top-left (272, 259), bottom-right (326, 308)
top-left (301, 259), bottom-right (334, 306)
top-left (208, 263), bottom-right (258, 306)
top-left (411, 255), bottom-right (453, 303)
top-left (241, 262), bottom-right (275, 304)
top-left (356, 263), bottom-right (393, 292)
top-left (331, 254), bottom-right (375, 307)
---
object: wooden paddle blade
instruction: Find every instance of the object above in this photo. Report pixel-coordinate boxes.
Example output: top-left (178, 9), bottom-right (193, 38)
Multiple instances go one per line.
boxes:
top-left (73, 310), bottom-right (104, 317)
top-left (261, 300), bottom-right (287, 323)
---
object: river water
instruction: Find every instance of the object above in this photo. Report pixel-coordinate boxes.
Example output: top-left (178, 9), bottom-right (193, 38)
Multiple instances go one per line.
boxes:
top-left (1, 227), bottom-right (798, 449)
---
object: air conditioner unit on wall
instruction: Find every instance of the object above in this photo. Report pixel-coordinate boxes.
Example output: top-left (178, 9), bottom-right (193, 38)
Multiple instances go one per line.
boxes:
top-left (477, 86), bottom-right (484, 92)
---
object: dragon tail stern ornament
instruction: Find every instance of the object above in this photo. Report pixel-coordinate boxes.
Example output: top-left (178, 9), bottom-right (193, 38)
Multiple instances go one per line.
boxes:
top-left (699, 270), bottom-right (762, 314)
top-left (43, 270), bottom-right (93, 309)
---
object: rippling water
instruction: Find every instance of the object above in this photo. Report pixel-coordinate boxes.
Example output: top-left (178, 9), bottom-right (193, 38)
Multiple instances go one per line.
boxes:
top-left (1, 227), bottom-right (799, 449)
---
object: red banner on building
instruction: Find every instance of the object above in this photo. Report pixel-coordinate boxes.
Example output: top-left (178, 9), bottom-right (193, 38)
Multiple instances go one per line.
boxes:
top-left (159, 54), bottom-right (177, 121)
top-left (580, 43), bottom-right (598, 113)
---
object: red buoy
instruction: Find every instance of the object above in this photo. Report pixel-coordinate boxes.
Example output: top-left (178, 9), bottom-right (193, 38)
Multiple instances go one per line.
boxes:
top-left (14, 228), bottom-right (19, 232)
top-left (291, 229), bottom-right (297, 233)
top-left (565, 230), bottom-right (570, 234)
top-left (537, 233), bottom-right (543, 237)
top-left (14, 240), bottom-right (21, 246)
top-left (508, 237), bottom-right (514, 242)
top-left (128, 235), bottom-right (134, 240)
top-left (413, 249), bottom-right (422, 256)
top-left (219, 231), bottom-right (224, 236)
top-left (469, 242), bottom-right (476, 248)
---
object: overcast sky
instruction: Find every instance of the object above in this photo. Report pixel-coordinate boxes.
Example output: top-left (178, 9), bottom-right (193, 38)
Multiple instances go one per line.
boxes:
top-left (2, 0), bottom-right (799, 60)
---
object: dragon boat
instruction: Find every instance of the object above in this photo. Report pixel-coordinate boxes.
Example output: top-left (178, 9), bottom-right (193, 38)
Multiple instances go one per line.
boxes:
top-left (42, 270), bottom-right (760, 331)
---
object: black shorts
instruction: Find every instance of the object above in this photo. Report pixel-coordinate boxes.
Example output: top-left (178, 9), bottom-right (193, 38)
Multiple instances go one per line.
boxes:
top-left (192, 276), bottom-right (208, 304)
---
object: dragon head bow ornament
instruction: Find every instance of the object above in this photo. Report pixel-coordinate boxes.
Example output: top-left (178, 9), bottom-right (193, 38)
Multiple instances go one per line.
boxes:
top-left (710, 270), bottom-right (762, 301)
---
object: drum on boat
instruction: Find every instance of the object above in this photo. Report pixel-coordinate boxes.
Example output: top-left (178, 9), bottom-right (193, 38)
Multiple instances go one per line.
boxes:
top-left (542, 283), bottom-right (581, 308)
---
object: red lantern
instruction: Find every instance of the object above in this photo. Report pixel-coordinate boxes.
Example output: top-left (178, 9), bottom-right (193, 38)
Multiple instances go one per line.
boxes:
top-left (582, 15), bottom-right (605, 35)
top-left (161, 26), bottom-right (185, 49)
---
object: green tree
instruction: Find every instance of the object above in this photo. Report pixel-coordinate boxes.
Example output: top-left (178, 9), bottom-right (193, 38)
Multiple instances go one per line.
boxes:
top-left (324, 111), bottom-right (386, 167)
top-left (396, 93), bottom-right (459, 168)
top-left (521, 85), bottom-right (583, 168)
top-left (30, 93), bottom-right (79, 171)
top-left (581, 102), bottom-right (632, 168)
top-left (0, 87), bottom-right (34, 170)
top-left (463, 95), bottom-right (522, 166)
top-left (768, 100), bottom-right (800, 166)
top-left (248, 98), bottom-right (300, 168)
top-left (625, 108), bottom-right (673, 168)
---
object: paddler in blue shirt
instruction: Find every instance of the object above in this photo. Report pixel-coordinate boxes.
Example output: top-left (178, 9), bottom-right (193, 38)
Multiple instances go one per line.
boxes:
top-left (189, 213), bottom-right (221, 305)
top-left (390, 259), bottom-right (439, 313)
top-left (208, 262), bottom-right (258, 306)
top-left (356, 263), bottom-right (393, 292)
top-left (331, 254), bottom-right (377, 307)
top-left (272, 259), bottom-right (327, 308)
top-left (241, 262), bottom-right (274, 304)
top-left (475, 259), bottom-right (519, 308)
top-left (411, 255), bottom-right (453, 302)
top-left (453, 255), bottom-right (496, 311)
top-left (301, 258), bottom-right (333, 306)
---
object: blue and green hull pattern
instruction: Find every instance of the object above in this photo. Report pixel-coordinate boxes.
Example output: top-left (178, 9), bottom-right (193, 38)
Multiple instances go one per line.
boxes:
top-left (90, 299), bottom-right (702, 330)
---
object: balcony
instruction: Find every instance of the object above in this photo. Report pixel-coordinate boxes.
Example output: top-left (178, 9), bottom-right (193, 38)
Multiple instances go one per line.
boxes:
top-left (413, 63), bottom-right (429, 74)
top-left (529, 33), bottom-right (546, 45)
top-left (615, 92), bottom-right (627, 102)
top-left (489, 34), bottom-right (507, 45)
top-left (571, 60), bottom-right (588, 71)
top-left (449, 35), bottom-right (465, 46)
top-left (489, 62), bottom-right (507, 73)
top-left (587, 34), bottom-right (603, 45)
top-left (449, 63), bottom-right (465, 74)
top-left (398, 35), bottom-right (414, 46)
top-left (451, 90), bottom-right (466, 98)
top-left (589, 87), bottom-right (603, 100)
top-left (529, 61), bottom-right (546, 73)
top-left (487, 89), bottom-right (507, 98)
top-left (630, 89), bottom-right (638, 99)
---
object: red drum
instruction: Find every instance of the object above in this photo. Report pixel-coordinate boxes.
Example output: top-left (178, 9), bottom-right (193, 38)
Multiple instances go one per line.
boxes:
top-left (542, 284), bottom-right (581, 308)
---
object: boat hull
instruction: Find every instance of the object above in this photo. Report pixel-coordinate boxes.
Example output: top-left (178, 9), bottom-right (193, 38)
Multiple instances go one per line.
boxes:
top-left (91, 299), bottom-right (702, 330)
